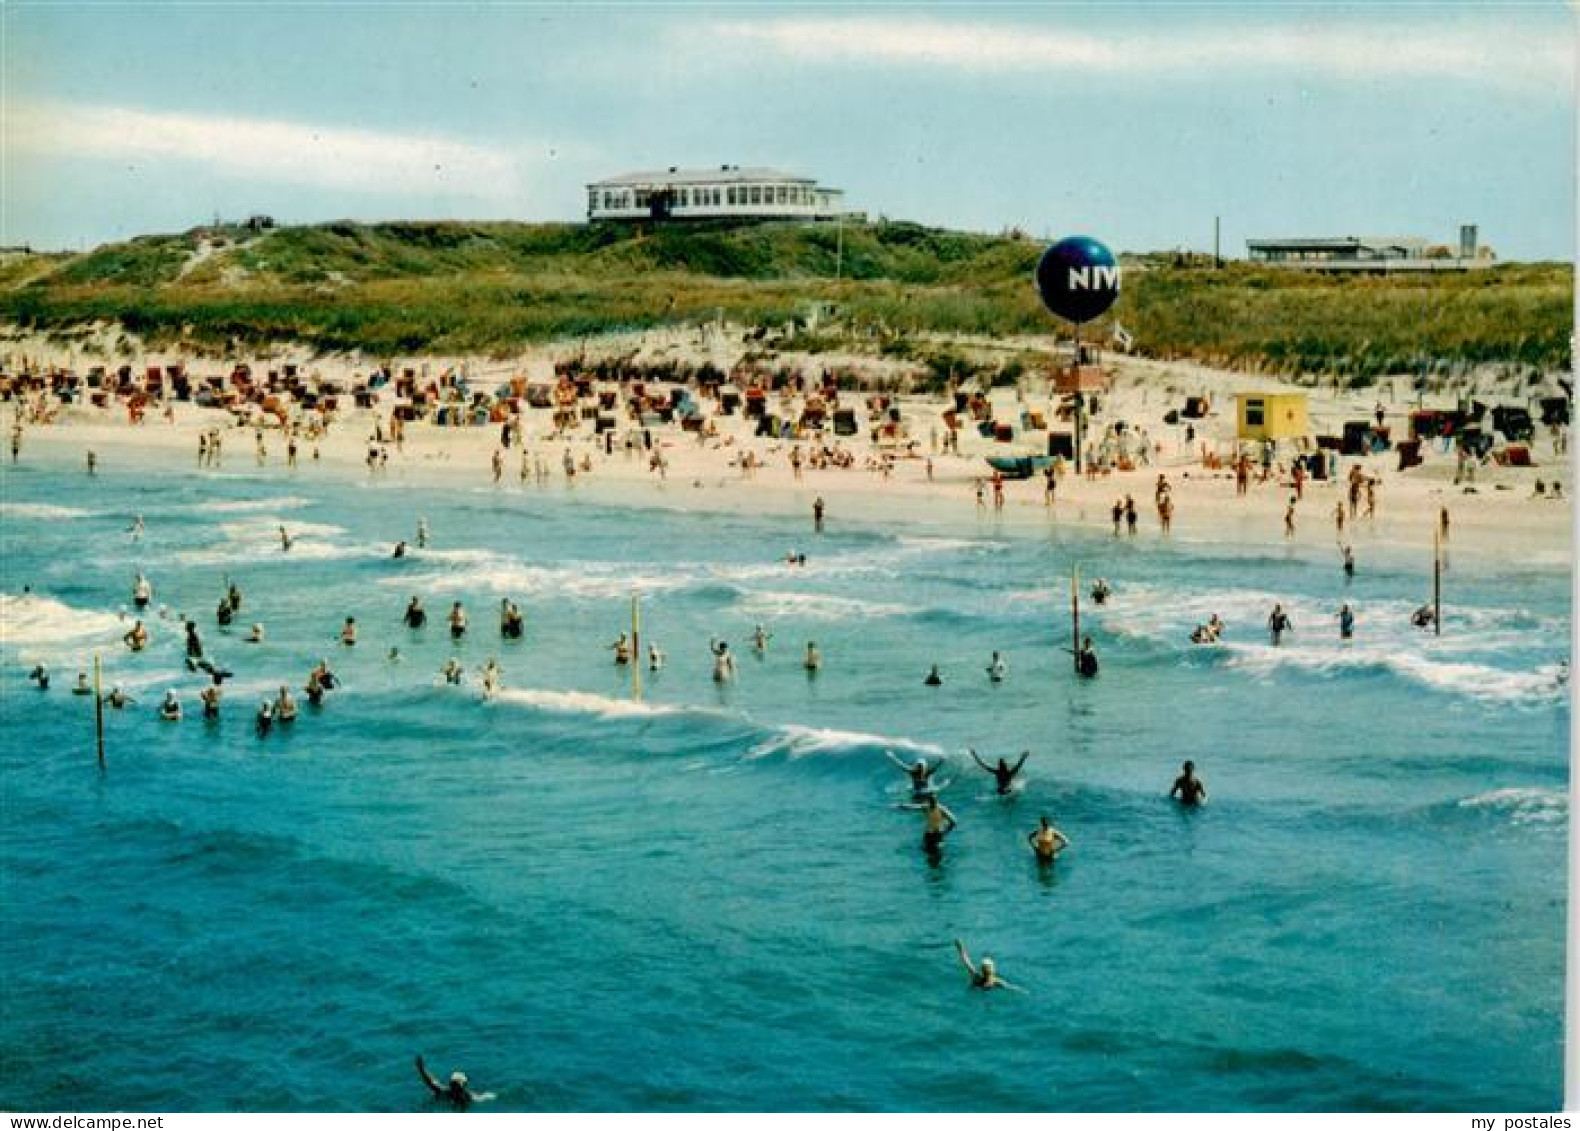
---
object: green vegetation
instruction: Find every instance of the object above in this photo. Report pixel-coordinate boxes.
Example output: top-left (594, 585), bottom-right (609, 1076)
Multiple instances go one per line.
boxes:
top-left (0, 219), bottom-right (1569, 375)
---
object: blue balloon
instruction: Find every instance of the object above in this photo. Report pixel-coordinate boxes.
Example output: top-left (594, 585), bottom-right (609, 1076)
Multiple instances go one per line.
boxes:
top-left (1035, 236), bottom-right (1120, 325)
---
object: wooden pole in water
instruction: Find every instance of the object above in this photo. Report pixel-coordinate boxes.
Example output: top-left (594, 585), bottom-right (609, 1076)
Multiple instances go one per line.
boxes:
top-left (93, 652), bottom-right (105, 770)
top-left (1433, 526), bottom-right (1442, 637)
top-left (1071, 564), bottom-right (1081, 674)
top-left (631, 594), bottom-right (642, 701)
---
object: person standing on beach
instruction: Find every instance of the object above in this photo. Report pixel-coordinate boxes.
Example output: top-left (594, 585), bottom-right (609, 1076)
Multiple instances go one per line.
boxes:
top-left (1283, 498), bottom-right (1296, 539)
top-left (1333, 500), bottom-right (1346, 537)
top-left (10, 423), bottom-right (20, 463)
top-left (1124, 495), bottom-right (1138, 536)
top-left (1043, 466), bottom-right (1056, 506)
top-left (491, 449), bottom-right (504, 485)
top-left (1111, 499), bottom-right (1123, 536)
top-left (1342, 544), bottom-right (1355, 579)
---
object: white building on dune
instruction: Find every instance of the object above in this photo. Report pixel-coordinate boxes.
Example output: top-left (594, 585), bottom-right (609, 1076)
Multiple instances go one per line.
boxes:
top-left (586, 166), bottom-right (845, 222)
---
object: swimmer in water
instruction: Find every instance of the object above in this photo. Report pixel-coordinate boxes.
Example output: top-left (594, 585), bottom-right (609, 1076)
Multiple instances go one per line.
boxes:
top-left (72, 671), bottom-right (92, 696)
top-left (159, 689), bottom-right (182, 722)
top-left (500, 599), bottom-right (524, 639)
top-left (1170, 760), bottom-right (1207, 807)
top-left (480, 659), bottom-right (501, 699)
top-left (404, 597), bottom-right (427, 629)
top-left (648, 643), bottom-right (665, 672)
top-left (1190, 615), bottom-right (1224, 645)
top-left (803, 641), bottom-right (822, 672)
top-left (106, 685), bottom-right (133, 710)
top-left (124, 620), bottom-right (149, 652)
top-left (449, 602), bottom-right (468, 640)
top-left (970, 749), bottom-right (1029, 795)
top-left (415, 1055), bottom-right (493, 1110)
top-left (1411, 604), bottom-right (1436, 630)
top-left (247, 623), bottom-right (265, 644)
top-left (340, 616), bottom-right (358, 646)
top-left (1267, 603), bottom-right (1292, 646)
top-left (200, 685), bottom-right (221, 719)
top-left (986, 651), bottom-right (1008, 683)
top-left (128, 516), bottom-right (144, 540)
top-left (710, 639), bottom-right (736, 683)
top-left (255, 698), bottom-right (274, 736)
top-left (751, 623), bottom-right (771, 653)
top-left (393, 540), bottom-right (408, 559)
top-left (1338, 603), bottom-right (1356, 640)
top-left (279, 525), bottom-right (293, 552)
top-left (1074, 636), bottom-right (1099, 678)
top-left (609, 632), bottom-right (632, 665)
top-left (28, 664), bottom-right (49, 690)
top-left (216, 596), bottom-right (234, 627)
top-left (887, 751), bottom-right (938, 798)
top-left (185, 620), bottom-right (204, 660)
top-left (227, 583), bottom-right (243, 614)
top-left (1027, 815), bottom-right (1071, 863)
top-left (417, 517), bottom-right (430, 548)
top-left (1341, 544), bottom-right (1355, 579)
top-left (915, 794), bottom-right (958, 857)
top-left (441, 658), bottom-right (464, 685)
top-left (955, 939), bottom-right (1017, 991)
top-left (923, 665), bottom-right (943, 687)
top-left (275, 686), bottom-right (297, 723)
top-left (1090, 579), bottom-right (1111, 606)
top-left (132, 572), bottom-right (152, 610)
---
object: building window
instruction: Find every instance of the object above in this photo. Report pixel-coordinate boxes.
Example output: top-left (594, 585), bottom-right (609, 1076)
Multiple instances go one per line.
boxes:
top-left (727, 187), bottom-right (738, 205)
top-left (1245, 401), bottom-right (1265, 427)
top-left (679, 189), bottom-right (689, 206)
top-left (588, 189), bottom-right (598, 211)
top-left (749, 186), bottom-right (761, 205)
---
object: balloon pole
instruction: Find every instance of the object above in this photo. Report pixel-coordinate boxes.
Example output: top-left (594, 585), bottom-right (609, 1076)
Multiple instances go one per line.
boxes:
top-left (1072, 322), bottom-right (1083, 474)
top-left (93, 653), bottom-right (105, 771)
top-left (1070, 564), bottom-right (1081, 675)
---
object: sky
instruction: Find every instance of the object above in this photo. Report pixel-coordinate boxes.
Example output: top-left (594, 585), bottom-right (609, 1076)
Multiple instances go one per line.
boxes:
top-left (1, 2), bottom-right (1575, 259)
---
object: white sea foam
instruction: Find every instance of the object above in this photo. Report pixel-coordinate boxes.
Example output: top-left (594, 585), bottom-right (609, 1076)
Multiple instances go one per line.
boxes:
top-left (199, 496), bottom-right (312, 514)
top-left (735, 590), bottom-right (911, 620)
top-left (175, 516), bottom-right (365, 565)
top-left (1, 502), bottom-right (95, 520)
top-left (0, 592), bottom-right (126, 657)
top-left (746, 723), bottom-right (944, 761)
top-left (1458, 787), bottom-right (1567, 826)
top-left (492, 686), bottom-right (708, 720)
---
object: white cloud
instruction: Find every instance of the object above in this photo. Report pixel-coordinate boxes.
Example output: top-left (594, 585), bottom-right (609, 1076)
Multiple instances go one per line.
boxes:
top-left (708, 16), bottom-right (1574, 91)
top-left (3, 102), bottom-right (545, 202)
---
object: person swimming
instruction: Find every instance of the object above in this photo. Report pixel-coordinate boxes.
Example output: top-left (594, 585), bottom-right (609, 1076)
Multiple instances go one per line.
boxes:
top-left (986, 651), bottom-right (1008, 683)
top-left (1027, 815), bottom-right (1070, 863)
top-left (124, 620), bottom-right (149, 652)
top-left (710, 640), bottom-right (736, 683)
top-left (247, 622), bottom-right (265, 644)
top-left (1267, 603), bottom-right (1293, 645)
top-left (916, 794), bottom-right (958, 857)
top-left (1342, 544), bottom-right (1356, 578)
top-left (954, 939), bottom-right (1016, 991)
top-left (132, 572), bottom-right (152, 610)
top-left (449, 602), bottom-right (468, 640)
top-left (255, 698), bottom-right (274, 736)
top-left (803, 641), bottom-right (822, 672)
top-left (416, 517), bottom-right (430, 548)
top-left (923, 664), bottom-right (943, 686)
top-left (185, 620), bottom-right (204, 660)
top-left (415, 1055), bottom-right (493, 1110)
top-left (1075, 636), bottom-right (1099, 678)
top-left (480, 659), bottom-right (501, 699)
top-left (751, 623), bottom-right (771, 653)
top-left (199, 685), bottom-right (221, 719)
top-left (441, 658), bottom-right (464, 685)
top-left (1190, 615), bottom-right (1224, 645)
top-left (609, 632), bottom-right (632, 665)
top-left (227, 583), bottom-right (243, 614)
top-left (341, 616), bottom-right (358, 646)
top-left (1090, 578), bottom-right (1112, 606)
top-left (970, 748), bottom-right (1029, 795)
top-left (1338, 603), bottom-right (1356, 640)
top-left (404, 597), bottom-right (427, 629)
top-left (648, 643), bottom-right (665, 672)
top-left (279, 525), bottom-right (293, 551)
top-left (71, 671), bottom-right (93, 696)
top-left (216, 596), bottom-right (234, 627)
top-left (500, 599), bottom-right (524, 639)
top-left (1170, 760), bottom-right (1207, 807)
top-left (887, 751), bottom-right (939, 799)
top-left (1411, 604), bottom-right (1436, 629)
top-left (28, 663), bottom-right (49, 690)
top-left (158, 689), bottom-right (182, 722)
top-left (275, 686), bottom-right (297, 723)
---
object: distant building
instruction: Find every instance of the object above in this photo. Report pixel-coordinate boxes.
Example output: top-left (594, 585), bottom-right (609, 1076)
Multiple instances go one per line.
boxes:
top-left (1246, 225), bottom-right (1492, 271)
top-left (586, 166), bottom-right (845, 223)
top-left (1237, 393), bottom-right (1310, 443)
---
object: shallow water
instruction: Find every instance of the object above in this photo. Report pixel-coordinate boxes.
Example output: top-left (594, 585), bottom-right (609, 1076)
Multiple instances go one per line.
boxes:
top-left (0, 450), bottom-right (1569, 1111)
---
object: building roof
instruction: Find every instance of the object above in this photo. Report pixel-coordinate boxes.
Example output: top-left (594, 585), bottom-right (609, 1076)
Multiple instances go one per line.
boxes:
top-left (1247, 236), bottom-right (1430, 252)
top-left (589, 166), bottom-right (826, 188)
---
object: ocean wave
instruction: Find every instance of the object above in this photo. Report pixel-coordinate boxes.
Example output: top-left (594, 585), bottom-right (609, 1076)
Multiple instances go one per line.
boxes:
top-left (491, 685), bottom-right (714, 721)
top-left (1455, 786), bottom-right (1567, 827)
top-left (197, 496), bottom-right (313, 514)
top-left (0, 502), bottom-right (95, 520)
top-left (746, 723), bottom-right (945, 762)
top-left (735, 590), bottom-right (911, 620)
top-left (0, 592), bottom-right (126, 654)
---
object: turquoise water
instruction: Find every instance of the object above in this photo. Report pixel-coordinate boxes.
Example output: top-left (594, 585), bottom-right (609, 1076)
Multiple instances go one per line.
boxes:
top-left (0, 449), bottom-right (1569, 1111)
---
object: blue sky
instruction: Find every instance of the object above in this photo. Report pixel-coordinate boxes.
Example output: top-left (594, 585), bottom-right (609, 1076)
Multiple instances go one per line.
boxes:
top-left (2, 2), bottom-right (1574, 259)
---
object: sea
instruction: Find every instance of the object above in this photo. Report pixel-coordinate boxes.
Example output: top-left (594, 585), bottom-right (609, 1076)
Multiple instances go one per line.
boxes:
top-left (0, 446), bottom-right (1570, 1111)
